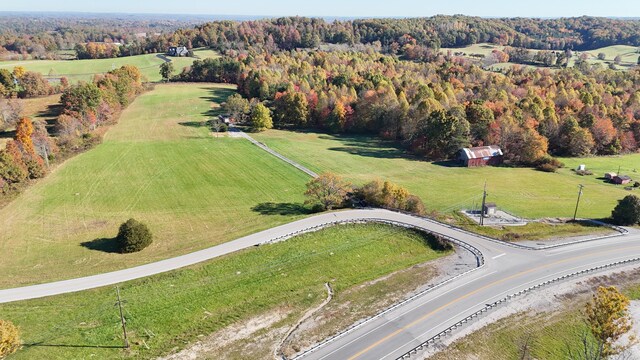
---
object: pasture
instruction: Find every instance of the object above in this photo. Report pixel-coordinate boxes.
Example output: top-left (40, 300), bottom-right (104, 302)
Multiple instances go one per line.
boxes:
top-left (0, 223), bottom-right (450, 359)
top-left (0, 83), bottom-right (314, 288)
top-left (0, 48), bottom-right (218, 83)
top-left (251, 129), bottom-right (637, 219)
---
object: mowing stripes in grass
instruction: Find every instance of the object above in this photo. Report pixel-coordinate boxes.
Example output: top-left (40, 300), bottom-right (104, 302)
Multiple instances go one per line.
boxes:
top-left (0, 84), bottom-right (310, 288)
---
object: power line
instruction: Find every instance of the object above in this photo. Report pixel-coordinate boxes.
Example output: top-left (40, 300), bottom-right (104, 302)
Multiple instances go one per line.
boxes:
top-left (115, 286), bottom-right (129, 349)
top-left (573, 184), bottom-right (584, 221)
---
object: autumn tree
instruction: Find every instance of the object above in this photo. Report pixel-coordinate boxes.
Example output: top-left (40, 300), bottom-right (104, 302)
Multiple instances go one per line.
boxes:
top-left (61, 83), bottom-right (101, 116)
top-left (304, 173), bottom-right (351, 211)
top-left (249, 103), bottom-right (273, 131)
top-left (223, 93), bottom-right (250, 122)
top-left (159, 61), bottom-right (174, 82)
top-left (17, 71), bottom-right (51, 98)
top-left (0, 99), bottom-right (22, 132)
top-left (0, 319), bottom-right (20, 358)
top-left (273, 91), bottom-right (309, 126)
top-left (326, 101), bottom-right (347, 132)
top-left (584, 286), bottom-right (634, 357)
top-left (12, 66), bottom-right (25, 80)
top-left (14, 117), bottom-right (35, 155)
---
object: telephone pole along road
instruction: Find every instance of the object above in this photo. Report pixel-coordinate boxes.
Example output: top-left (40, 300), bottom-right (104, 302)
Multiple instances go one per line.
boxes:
top-left (1, 209), bottom-right (639, 360)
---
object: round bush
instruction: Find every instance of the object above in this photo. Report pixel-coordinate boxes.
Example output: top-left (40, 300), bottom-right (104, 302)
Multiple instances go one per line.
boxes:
top-left (117, 218), bottom-right (153, 253)
top-left (0, 319), bottom-right (20, 358)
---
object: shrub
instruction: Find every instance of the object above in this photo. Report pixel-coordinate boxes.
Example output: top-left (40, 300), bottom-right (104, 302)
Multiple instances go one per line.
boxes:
top-left (117, 218), bottom-right (153, 253)
top-left (634, 181), bottom-right (640, 188)
top-left (536, 156), bottom-right (564, 173)
top-left (405, 195), bottom-right (426, 215)
top-left (537, 163), bottom-right (558, 172)
top-left (501, 232), bottom-right (522, 241)
top-left (574, 169), bottom-right (593, 176)
top-left (611, 195), bottom-right (640, 225)
top-left (0, 319), bottom-right (20, 358)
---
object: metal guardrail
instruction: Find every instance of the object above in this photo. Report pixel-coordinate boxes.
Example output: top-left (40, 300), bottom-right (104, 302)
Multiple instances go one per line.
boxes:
top-left (266, 218), bottom-right (486, 360)
top-left (260, 210), bottom-right (633, 360)
top-left (395, 256), bottom-right (640, 359)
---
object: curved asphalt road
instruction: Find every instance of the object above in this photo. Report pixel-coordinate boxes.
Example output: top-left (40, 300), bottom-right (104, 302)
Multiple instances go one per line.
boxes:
top-left (1, 209), bottom-right (639, 360)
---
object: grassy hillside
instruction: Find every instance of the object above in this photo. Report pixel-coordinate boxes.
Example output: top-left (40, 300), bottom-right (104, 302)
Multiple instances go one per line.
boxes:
top-left (0, 223), bottom-right (451, 360)
top-left (251, 129), bottom-right (637, 219)
top-left (0, 48), bottom-right (218, 83)
top-left (0, 84), bottom-right (313, 288)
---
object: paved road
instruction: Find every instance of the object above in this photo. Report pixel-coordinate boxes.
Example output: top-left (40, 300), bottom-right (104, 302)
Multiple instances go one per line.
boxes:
top-left (228, 125), bottom-right (319, 177)
top-left (1, 209), bottom-right (639, 360)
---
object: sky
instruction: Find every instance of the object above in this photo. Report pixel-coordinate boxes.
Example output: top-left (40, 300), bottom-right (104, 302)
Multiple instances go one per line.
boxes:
top-left (3, 0), bottom-right (640, 18)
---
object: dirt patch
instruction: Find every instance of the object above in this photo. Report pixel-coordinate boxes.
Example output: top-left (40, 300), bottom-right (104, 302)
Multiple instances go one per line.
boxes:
top-left (157, 309), bottom-right (292, 360)
top-left (282, 250), bottom-right (474, 358)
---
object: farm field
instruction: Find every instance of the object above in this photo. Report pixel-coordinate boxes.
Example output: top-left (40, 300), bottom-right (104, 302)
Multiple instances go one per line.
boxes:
top-left (0, 48), bottom-right (218, 83)
top-left (0, 83), bottom-right (313, 288)
top-left (251, 129), bottom-right (637, 219)
top-left (0, 223), bottom-right (451, 360)
top-left (440, 42), bottom-right (640, 70)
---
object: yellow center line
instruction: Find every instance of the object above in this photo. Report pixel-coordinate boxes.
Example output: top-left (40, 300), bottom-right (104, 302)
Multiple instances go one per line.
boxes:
top-left (347, 244), bottom-right (640, 359)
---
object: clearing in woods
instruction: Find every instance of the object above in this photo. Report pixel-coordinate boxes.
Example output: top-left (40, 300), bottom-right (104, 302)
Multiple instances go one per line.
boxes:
top-left (0, 48), bottom-right (219, 83)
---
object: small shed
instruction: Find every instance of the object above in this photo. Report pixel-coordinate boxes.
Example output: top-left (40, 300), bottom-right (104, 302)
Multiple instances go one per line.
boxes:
top-left (218, 114), bottom-right (232, 124)
top-left (483, 203), bottom-right (497, 216)
top-left (613, 175), bottom-right (632, 185)
top-left (577, 164), bottom-right (586, 171)
top-left (458, 146), bottom-right (503, 167)
top-left (604, 172), bottom-right (617, 180)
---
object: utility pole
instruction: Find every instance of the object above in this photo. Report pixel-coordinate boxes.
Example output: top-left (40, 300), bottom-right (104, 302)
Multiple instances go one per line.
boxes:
top-left (115, 286), bottom-right (129, 349)
top-left (573, 184), bottom-right (584, 221)
top-left (480, 181), bottom-right (488, 226)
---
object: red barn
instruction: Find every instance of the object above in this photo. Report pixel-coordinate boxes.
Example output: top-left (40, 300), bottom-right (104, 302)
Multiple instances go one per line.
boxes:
top-left (459, 146), bottom-right (503, 167)
top-left (613, 175), bottom-right (632, 185)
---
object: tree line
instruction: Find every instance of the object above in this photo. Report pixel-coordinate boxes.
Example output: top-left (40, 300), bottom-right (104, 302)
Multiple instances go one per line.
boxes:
top-left (0, 65), bottom-right (145, 195)
top-left (4, 15), bottom-right (640, 60)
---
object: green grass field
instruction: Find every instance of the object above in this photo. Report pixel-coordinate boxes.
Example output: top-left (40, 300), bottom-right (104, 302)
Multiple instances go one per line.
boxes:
top-left (430, 310), bottom-right (591, 360)
top-left (0, 223), bottom-right (451, 359)
top-left (251, 129), bottom-right (636, 219)
top-left (0, 83), bottom-right (315, 288)
top-left (0, 48), bottom-right (218, 83)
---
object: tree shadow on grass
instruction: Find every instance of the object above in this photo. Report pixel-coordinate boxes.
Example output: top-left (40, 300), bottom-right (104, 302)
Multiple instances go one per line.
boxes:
top-left (178, 121), bottom-right (208, 128)
top-left (431, 160), bottom-right (463, 168)
top-left (251, 202), bottom-right (311, 216)
top-left (81, 237), bottom-right (120, 253)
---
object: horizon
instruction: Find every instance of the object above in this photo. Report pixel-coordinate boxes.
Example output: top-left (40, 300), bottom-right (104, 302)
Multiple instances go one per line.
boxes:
top-left (1, 10), bottom-right (639, 22)
top-left (3, 0), bottom-right (640, 19)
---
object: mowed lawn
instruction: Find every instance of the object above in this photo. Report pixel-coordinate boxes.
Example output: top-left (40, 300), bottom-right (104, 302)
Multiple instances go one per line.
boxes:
top-left (252, 129), bottom-right (635, 219)
top-left (0, 223), bottom-right (451, 359)
top-left (0, 84), bottom-right (311, 288)
top-left (0, 48), bottom-right (218, 83)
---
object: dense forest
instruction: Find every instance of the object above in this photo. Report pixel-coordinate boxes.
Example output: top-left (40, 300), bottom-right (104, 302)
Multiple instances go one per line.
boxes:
top-left (3, 15), bottom-right (640, 60)
top-left (0, 14), bottom-right (201, 60)
top-left (174, 49), bottom-right (640, 167)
